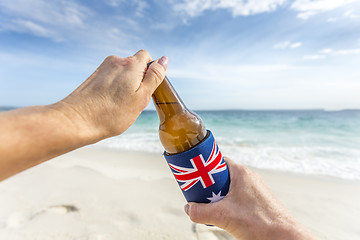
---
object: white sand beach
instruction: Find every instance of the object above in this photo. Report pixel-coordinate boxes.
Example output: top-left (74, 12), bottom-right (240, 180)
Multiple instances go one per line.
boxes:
top-left (0, 146), bottom-right (359, 240)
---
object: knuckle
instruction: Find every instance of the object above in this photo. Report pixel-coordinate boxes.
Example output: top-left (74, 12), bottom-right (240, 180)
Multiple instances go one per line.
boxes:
top-left (124, 56), bottom-right (137, 66)
top-left (189, 204), bottom-right (222, 226)
top-left (134, 49), bottom-right (151, 63)
top-left (105, 55), bottom-right (119, 63)
top-left (238, 164), bottom-right (251, 175)
top-left (138, 49), bottom-right (149, 56)
top-left (104, 55), bottom-right (137, 68)
top-left (105, 55), bottom-right (123, 67)
top-left (105, 55), bottom-right (116, 61)
top-left (188, 205), bottom-right (202, 223)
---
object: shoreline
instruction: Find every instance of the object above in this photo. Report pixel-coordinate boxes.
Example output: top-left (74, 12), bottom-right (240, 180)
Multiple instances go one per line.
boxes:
top-left (0, 145), bottom-right (359, 239)
top-left (92, 144), bottom-right (360, 184)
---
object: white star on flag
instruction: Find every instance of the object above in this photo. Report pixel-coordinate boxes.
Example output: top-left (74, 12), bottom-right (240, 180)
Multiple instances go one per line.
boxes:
top-left (207, 191), bottom-right (224, 203)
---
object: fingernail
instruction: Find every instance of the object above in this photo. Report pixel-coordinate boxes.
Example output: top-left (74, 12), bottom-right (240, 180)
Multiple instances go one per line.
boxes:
top-left (184, 204), bottom-right (189, 215)
top-left (157, 56), bottom-right (168, 70)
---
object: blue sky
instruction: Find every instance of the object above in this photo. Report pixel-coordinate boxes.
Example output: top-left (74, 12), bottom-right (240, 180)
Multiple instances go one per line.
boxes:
top-left (0, 0), bottom-right (359, 110)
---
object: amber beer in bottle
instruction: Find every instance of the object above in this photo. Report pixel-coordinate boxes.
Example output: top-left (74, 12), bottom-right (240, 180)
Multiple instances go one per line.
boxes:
top-left (152, 74), bottom-right (230, 203)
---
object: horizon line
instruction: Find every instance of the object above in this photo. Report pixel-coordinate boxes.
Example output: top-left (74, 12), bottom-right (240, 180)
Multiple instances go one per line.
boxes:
top-left (144, 108), bottom-right (360, 112)
top-left (1, 106), bottom-right (359, 112)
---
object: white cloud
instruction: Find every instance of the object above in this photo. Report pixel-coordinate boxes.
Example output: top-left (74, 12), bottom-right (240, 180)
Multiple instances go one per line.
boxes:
top-left (173, 0), bottom-right (286, 18)
top-left (273, 41), bottom-right (302, 49)
top-left (320, 48), bottom-right (360, 55)
top-left (344, 9), bottom-right (360, 19)
top-left (303, 54), bottom-right (326, 60)
top-left (0, 0), bottom-right (88, 27)
top-left (0, 0), bottom-right (143, 50)
top-left (105, 0), bottom-right (149, 17)
top-left (291, 0), bottom-right (356, 19)
top-left (167, 59), bottom-right (360, 110)
top-left (327, 17), bottom-right (338, 22)
top-left (170, 61), bottom-right (300, 83)
top-left (172, 0), bottom-right (360, 21)
top-left (290, 42), bottom-right (302, 48)
top-left (107, 28), bottom-right (141, 43)
top-left (134, 0), bottom-right (149, 17)
top-left (10, 19), bottom-right (53, 38)
top-left (0, 0), bottom-right (90, 41)
top-left (273, 41), bottom-right (290, 49)
top-left (105, 0), bottom-right (123, 7)
top-left (319, 48), bottom-right (334, 54)
top-left (304, 47), bottom-right (360, 60)
top-left (297, 10), bottom-right (317, 19)
top-left (173, 0), bottom-right (358, 21)
top-left (336, 48), bottom-right (360, 54)
top-left (326, 9), bottom-right (359, 22)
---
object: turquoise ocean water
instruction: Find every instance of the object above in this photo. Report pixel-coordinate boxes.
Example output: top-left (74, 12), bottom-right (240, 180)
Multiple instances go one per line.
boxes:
top-left (98, 110), bottom-right (360, 180)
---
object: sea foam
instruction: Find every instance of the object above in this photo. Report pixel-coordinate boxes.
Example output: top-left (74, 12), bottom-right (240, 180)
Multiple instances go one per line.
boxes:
top-left (96, 110), bottom-right (360, 180)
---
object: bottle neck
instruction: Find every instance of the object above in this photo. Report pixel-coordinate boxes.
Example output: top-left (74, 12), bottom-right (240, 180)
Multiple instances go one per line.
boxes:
top-left (152, 76), bottom-right (207, 153)
top-left (152, 76), bottom-right (187, 122)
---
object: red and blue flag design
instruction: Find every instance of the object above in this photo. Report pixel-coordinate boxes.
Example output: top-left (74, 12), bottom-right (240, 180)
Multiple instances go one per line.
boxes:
top-left (164, 130), bottom-right (230, 203)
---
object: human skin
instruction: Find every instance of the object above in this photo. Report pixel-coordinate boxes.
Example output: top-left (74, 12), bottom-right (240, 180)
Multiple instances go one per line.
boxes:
top-left (185, 157), bottom-right (317, 240)
top-left (0, 50), bottom-right (317, 239)
top-left (0, 50), bottom-right (168, 181)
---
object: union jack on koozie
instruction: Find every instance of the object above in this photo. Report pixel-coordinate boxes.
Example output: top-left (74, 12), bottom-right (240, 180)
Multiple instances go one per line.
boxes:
top-left (164, 130), bottom-right (230, 203)
top-left (168, 141), bottom-right (227, 191)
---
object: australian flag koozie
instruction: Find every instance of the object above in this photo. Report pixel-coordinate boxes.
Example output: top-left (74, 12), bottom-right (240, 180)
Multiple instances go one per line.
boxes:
top-left (164, 130), bottom-right (230, 203)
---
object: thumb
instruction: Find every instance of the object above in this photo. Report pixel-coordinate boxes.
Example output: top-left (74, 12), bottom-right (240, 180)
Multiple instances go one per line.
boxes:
top-left (142, 56), bottom-right (168, 94)
top-left (185, 202), bottom-right (223, 225)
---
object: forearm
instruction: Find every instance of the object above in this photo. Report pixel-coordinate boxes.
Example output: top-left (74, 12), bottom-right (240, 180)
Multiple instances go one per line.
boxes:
top-left (0, 102), bottom-right (101, 180)
top-left (0, 52), bottom-right (167, 181)
top-left (259, 216), bottom-right (316, 240)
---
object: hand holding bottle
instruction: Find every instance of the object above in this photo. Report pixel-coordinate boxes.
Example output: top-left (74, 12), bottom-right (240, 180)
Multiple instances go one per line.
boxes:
top-left (0, 50), bottom-right (168, 180)
top-left (185, 157), bottom-right (317, 240)
top-left (56, 50), bottom-right (169, 140)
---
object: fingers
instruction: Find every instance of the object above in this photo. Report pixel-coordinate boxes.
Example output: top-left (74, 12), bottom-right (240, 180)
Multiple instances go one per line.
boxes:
top-left (133, 49), bottom-right (152, 63)
top-left (185, 202), bottom-right (225, 226)
top-left (141, 56), bottom-right (168, 95)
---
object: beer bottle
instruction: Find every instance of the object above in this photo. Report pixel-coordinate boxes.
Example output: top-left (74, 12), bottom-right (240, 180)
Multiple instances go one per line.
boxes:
top-left (151, 65), bottom-right (230, 203)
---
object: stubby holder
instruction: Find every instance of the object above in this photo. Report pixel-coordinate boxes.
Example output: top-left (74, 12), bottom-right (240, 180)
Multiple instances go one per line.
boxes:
top-left (164, 130), bottom-right (230, 203)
